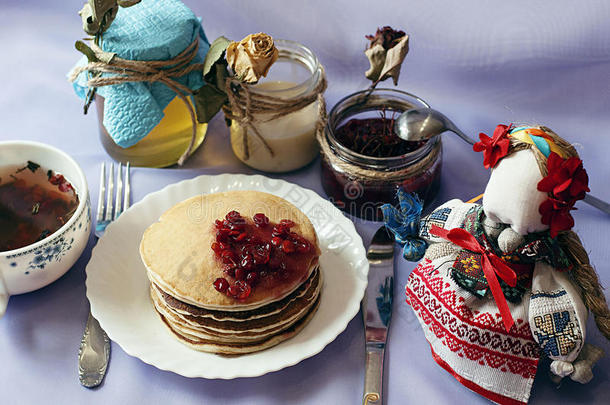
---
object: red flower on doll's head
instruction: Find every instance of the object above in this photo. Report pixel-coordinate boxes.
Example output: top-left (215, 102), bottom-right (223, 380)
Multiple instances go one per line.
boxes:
top-left (473, 124), bottom-right (512, 169)
top-left (539, 198), bottom-right (575, 238)
top-left (537, 152), bottom-right (590, 201)
top-left (537, 152), bottom-right (589, 238)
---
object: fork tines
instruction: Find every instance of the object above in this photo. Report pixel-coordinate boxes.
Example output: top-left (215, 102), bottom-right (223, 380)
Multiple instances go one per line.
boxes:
top-left (96, 162), bottom-right (131, 236)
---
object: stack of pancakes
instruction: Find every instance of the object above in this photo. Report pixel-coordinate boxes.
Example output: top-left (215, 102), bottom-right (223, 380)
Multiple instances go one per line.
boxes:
top-left (140, 191), bottom-right (322, 354)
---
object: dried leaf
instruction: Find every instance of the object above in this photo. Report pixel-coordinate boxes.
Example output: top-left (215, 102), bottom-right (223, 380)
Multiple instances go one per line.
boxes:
top-left (377, 35), bottom-right (410, 85)
top-left (193, 84), bottom-right (228, 124)
top-left (26, 161), bottom-right (40, 173)
top-left (117, 0), bottom-right (141, 7)
top-left (203, 36), bottom-right (231, 82)
top-left (364, 44), bottom-right (387, 82)
top-left (75, 40), bottom-right (116, 64)
top-left (75, 40), bottom-right (98, 62)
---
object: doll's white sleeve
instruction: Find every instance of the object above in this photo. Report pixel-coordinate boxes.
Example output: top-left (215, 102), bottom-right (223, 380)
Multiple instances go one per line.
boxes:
top-left (529, 262), bottom-right (586, 362)
top-left (528, 262), bottom-right (600, 382)
top-left (418, 199), bottom-right (476, 243)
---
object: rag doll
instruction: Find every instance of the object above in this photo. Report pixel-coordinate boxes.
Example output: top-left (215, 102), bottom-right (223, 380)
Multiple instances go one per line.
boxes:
top-left (382, 125), bottom-right (609, 405)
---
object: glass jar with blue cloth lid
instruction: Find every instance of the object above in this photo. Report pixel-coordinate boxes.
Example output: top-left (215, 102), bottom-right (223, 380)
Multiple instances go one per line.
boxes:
top-left (70, 0), bottom-right (210, 167)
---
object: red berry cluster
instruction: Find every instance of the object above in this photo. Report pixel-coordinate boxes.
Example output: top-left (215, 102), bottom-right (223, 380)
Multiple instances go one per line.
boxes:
top-left (270, 219), bottom-right (312, 254)
top-left (334, 117), bottom-right (426, 158)
top-left (211, 211), bottom-right (312, 300)
top-left (48, 172), bottom-right (74, 193)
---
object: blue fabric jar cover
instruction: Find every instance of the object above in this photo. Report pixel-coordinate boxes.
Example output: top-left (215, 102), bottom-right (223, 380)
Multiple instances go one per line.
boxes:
top-left (71, 0), bottom-right (210, 148)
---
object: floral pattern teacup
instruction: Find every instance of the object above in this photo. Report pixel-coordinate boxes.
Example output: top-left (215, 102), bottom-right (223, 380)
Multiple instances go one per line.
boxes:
top-left (0, 141), bottom-right (91, 317)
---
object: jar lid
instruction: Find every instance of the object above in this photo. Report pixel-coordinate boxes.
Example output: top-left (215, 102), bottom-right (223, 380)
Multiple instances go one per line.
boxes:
top-left (71, 0), bottom-right (209, 148)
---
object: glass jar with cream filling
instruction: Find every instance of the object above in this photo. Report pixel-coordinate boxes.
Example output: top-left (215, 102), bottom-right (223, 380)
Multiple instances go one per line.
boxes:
top-left (229, 39), bottom-right (324, 173)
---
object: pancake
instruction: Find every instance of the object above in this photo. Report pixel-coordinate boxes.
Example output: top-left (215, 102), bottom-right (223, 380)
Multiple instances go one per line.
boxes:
top-left (151, 277), bottom-right (320, 343)
top-left (151, 269), bottom-right (321, 339)
top-left (140, 191), bottom-right (321, 311)
top-left (156, 296), bottom-right (321, 355)
top-left (140, 190), bottom-right (323, 355)
top-left (153, 267), bottom-right (320, 322)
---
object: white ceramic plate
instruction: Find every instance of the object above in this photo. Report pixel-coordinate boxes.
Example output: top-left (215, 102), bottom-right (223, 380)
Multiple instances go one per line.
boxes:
top-left (86, 174), bottom-right (368, 379)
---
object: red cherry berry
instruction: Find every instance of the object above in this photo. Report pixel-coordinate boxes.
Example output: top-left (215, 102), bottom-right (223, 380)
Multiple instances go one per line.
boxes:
top-left (282, 240), bottom-right (296, 254)
top-left (235, 281), bottom-right (252, 299)
top-left (234, 232), bottom-right (247, 242)
top-left (223, 266), bottom-right (236, 278)
top-left (240, 254), bottom-right (254, 270)
top-left (226, 210), bottom-right (242, 222)
top-left (253, 213), bottom-right (270, 227)
top-left (48, 174), bottom-right (65, 185)
top-left (279, 219), bottom-right (295, 228)
top-left (235, 268), bottom-right (246, 280)
top-left (213, 278), bottom-right (229, 293)
top-left (271, 236), bottom-right (283, 247)
top-left (227, 285), bottom-right (239, 297)
top-left (58, 182), bottom-right (73, 192)
top-left (216, 228), bottom-right (230, 243)
top-left (221, 250), bottom-right (236, 264)
top-left (272, 224), bottom-right (288, 237)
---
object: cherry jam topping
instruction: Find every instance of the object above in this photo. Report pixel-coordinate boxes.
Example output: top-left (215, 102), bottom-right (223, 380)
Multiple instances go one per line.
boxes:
top-left (334, 117), bottom-right (426, 157)
top-left (211, 211), bottom-right (313, 300)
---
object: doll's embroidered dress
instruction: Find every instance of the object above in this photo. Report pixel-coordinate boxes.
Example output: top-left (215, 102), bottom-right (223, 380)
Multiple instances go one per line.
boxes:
top-left (406, 199), bottom-right (587, 405)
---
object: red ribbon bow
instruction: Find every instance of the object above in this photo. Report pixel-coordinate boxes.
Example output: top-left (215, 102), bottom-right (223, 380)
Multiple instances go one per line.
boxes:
top-left (429, 225), bottom-right (518, 332)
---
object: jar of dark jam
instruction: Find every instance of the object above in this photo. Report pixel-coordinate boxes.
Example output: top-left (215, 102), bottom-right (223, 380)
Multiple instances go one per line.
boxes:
top-left (319, 88), bottom-right (442, 221)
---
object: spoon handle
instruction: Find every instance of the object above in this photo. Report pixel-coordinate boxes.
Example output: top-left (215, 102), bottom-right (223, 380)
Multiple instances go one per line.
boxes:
top-left (583, 194), bottom-right (610, 215)
top-left (450, 128), bottom-right (476, 145)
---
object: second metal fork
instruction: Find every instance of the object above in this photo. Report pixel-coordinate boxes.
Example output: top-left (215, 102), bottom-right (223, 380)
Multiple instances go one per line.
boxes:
top-left (78, 162), bottom-right (131, 388)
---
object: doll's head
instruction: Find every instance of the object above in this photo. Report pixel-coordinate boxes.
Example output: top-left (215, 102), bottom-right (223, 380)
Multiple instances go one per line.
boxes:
top-left (475, 125), bottom-right (610, 340)
top-left (477, 125), bottom-right (589, 237)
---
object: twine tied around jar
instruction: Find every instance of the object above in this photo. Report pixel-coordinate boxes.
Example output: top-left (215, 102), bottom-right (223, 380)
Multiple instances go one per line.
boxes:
top-left (69, 37), bottom-right (204, 166)
top-left (223, 67), bottom-right (327, 160)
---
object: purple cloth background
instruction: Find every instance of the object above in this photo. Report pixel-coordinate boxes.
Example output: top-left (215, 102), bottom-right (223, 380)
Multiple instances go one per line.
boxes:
top-left (1, 1), bottom-right (609, 403)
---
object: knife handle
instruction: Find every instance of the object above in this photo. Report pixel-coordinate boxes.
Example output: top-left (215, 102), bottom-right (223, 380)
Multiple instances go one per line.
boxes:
top-left (363, 346), bottom-right (385, 405)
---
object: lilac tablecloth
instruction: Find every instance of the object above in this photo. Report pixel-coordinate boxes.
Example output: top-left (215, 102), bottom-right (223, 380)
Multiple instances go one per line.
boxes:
top-left (1, 1), bottom-right (609, 404)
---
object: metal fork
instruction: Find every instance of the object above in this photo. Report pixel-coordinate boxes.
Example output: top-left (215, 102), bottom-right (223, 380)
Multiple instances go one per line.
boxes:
top-left (78, 162), bottom-right (131, 388)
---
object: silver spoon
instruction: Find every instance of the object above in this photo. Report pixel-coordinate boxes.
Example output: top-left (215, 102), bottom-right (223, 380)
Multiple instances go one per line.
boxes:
top-left (395, 107), bottom-right (477, 145)
top-left (394, 107), bottom-right (610, 215)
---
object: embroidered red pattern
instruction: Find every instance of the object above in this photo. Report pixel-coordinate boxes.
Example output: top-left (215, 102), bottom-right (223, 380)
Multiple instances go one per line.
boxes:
top-left (406, 260), bottom-right (539, 379)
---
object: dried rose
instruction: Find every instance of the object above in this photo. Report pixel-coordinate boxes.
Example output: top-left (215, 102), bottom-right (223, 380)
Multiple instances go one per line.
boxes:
top-left (226, 33), bottom-right (279, 84)
top-left (365, 26), bottom-right (410, 85)
top-left (366, 26), bottom-right (406, 50)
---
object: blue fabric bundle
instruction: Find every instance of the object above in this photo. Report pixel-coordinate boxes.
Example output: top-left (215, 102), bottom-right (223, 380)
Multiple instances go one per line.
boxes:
top-left (380, 189), bottom-right (428, 262)
top-left (71, 0), bottom-right (210, 148)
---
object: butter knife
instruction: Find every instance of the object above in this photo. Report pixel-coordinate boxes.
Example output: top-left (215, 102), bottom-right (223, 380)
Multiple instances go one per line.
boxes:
top-left (362, 226), bottom-right (395, 405)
